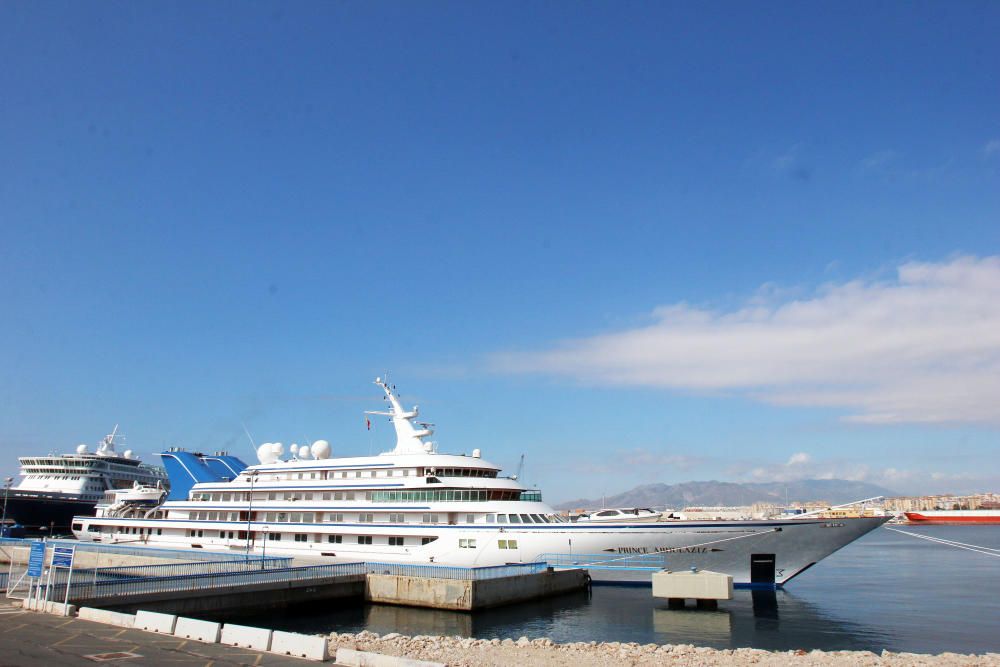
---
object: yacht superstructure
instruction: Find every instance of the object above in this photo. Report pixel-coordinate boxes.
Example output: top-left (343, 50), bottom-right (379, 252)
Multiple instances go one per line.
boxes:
top-left (72, 380), bottom-right (888, 585)
top-left (4, 426), bottom-right (168, 531)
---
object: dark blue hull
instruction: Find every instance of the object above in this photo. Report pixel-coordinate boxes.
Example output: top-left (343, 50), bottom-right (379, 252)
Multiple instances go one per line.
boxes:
top-left (2, 490), bottom-right (97, 532)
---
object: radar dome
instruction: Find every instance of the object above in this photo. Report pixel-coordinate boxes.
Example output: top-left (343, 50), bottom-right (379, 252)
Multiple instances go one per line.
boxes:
top-left (298, 445), bottom-right (311, 460)
top-left (123, 450), bottom-right (133, 459)
top-left (311, 440), bottom-right (330, 459)
top-left (271, 442), bottom-right (284, 457)
top-left (76, 444), bottom-right (88, 455)
top-left (257, 443), bottom-right (278, 464)
top-left (290, 443), bottom-right (299, 454)
top-left (472, 448), bottom-right (481, 458)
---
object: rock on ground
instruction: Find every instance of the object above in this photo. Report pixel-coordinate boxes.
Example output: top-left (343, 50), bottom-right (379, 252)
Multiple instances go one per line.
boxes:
top-left (325, 631), bottom-right (1000, 666)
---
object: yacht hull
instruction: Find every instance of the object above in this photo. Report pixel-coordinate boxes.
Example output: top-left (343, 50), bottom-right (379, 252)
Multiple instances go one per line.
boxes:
top-left (72, 515), bottom-right (887, 586)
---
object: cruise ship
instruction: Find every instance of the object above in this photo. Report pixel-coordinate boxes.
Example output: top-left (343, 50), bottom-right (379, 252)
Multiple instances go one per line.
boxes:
top-left (3, 426), bottom-right (168, 532)
top-left (72, 380), bottom-right (888, 586)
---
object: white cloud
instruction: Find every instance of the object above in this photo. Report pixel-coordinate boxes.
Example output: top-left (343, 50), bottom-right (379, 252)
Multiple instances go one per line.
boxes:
top-left (492, 255), bottom-right (1000, 425)
top-left (787, 452), bottom-right (811, 466)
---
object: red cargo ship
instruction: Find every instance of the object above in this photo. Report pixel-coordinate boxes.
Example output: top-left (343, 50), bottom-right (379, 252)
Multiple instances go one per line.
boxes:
top-left (904, 510), bottom-right (1000, 525)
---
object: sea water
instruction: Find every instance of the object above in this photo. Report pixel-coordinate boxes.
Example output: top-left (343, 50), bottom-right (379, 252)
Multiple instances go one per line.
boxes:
top-left (249, 525), bottom-right (1000, 654)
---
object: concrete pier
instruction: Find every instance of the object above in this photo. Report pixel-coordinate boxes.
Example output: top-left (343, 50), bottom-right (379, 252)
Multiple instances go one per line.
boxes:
top-left (652, 569), bottom-right (733, 609)
top-left (365, 567), bottom-right (589, 611)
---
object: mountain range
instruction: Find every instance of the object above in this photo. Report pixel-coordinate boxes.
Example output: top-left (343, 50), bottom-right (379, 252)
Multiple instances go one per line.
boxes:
top-left (555, 479), bottom-right (897, 510)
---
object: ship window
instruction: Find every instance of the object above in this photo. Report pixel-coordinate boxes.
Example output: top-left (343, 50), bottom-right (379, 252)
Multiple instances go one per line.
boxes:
top-left (520, 514), bottom-right (533, 523)
top-left (329, 513), bottom-right (344, 522)
top-left (294, 533), bottom-right (308, 542)
top-left (359, 513), bottom-right (374, 523)
top-left (386, 470), bottom-right (394, 477)
top-left (596, 510), bottom-right (618, 517)
top-left (303, 513), bottom-right (314, 523)
top-left (422, 514), bottom-right (439, 524)
top-left (508, 514), bottom-right (521, 524)
top-left (333, 492), bottom-right (343, 500)
top-left (403, 469), bottom-right (410, 476)
top-left (465, 514), bottom-right (475, 523)
top-left (268, 532), bottom-right (281, 541)
top-left (355, 471), bottom-right (361, 478)
top-left (72, 523), bottom-right (83, 531)
top-left (389, 513), bottom-right (404, 523)
top-left (157, 528), bottom-right (162, 535)
top-left (323, 493), bottom-right (331, 500)
top-left (531, 514), bottom-right (544, 523)
top-left (357, 535), bottom-right (372, 545)
top-left (486, 514), bottom-right (495, 524)
top-left (327, 534), bottom-right (343, 543)
top-left (310, 473), bottom-right (317, 479)
top-left (388, 536), bottom-right (404, 546)
top-left (290, 512), bottom-right (302, 522)
top-left (277, 512), bottom-right (288, 522)
top-left (496, 514), bottom-right (508, 524)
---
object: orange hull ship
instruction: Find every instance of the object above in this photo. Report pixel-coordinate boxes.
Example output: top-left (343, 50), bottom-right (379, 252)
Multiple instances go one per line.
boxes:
top-left (904, 510), bottom-right (1000, 525)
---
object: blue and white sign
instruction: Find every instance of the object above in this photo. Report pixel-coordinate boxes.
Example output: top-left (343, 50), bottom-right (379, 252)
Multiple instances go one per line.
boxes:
top-left (27, 541), bottom-right (46, 577)
top-left (52, 546), bottom-right (75, 568)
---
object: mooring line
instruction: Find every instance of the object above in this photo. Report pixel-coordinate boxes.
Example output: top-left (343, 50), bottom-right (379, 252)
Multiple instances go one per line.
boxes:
top-left (885, 527), bottom-right (1000, 558)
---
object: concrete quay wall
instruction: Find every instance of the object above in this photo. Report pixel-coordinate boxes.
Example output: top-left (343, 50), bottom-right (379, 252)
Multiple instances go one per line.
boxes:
top-left (365, 568), bottom-right (588, 611)
top-left (87, 573), bottom-right (366, 616)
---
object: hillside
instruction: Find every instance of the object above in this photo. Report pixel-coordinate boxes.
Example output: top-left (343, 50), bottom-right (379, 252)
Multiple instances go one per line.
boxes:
top-left (555, 479), bottom-right (896, 510)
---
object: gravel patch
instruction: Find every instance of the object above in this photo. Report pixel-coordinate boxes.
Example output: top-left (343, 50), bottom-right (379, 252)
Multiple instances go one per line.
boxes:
top-left (326, 631), bottom-right (1000, 666)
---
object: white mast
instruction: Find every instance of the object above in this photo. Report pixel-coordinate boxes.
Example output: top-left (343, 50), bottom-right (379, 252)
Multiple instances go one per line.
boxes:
top-left (365, 377), bottom-right (435, 455)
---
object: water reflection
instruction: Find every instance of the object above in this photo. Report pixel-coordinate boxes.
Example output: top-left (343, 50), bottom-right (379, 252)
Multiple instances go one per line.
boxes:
top-left (652, 606), bottom-right (732, 641)
top-left (258, 586), bottom-right (886, 653)
top-left (233, 528), bottom-right (1000, 654)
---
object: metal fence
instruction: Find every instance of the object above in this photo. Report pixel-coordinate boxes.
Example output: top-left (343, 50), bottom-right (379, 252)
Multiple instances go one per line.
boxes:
top-left (364, 561), bottom-right (548, 580)
top-left (46, 539), bottom-right (280, 562)
top-left (1, 537), bottom-right (282, 563)
top-left (535, 552), bottom-right (666, 571)
top-left (81, 557), bottom-right (293, 581)
top-left (45, 561), bottom-right (369, 601)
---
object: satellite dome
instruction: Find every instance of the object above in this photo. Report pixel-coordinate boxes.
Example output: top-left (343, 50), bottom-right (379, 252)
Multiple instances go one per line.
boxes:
top-left (311, 440), bottom-right (330, 459)
top-left (76, 444), bottom-right (88, 455)
top-left (256, 443), bottom-right (277, 464)
top-left (298, 445), bottom-right (311, 460)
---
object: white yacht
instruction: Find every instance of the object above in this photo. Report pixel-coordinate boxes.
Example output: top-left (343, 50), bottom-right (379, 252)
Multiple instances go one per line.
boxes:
top-left (72, 380), bottom-right (888, 586)
top-left (575, 508), bottom-right (663, 523)
top-left (4, 426), bottom-right (168, 532)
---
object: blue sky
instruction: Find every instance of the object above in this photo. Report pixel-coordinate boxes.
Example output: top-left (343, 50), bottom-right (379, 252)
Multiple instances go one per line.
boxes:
top-left (2, 2), bottom-right (998, 501)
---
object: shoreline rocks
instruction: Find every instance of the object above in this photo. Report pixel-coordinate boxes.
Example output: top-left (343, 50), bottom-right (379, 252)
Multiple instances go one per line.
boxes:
top-left (325, 630), bottom-right (1000, 666)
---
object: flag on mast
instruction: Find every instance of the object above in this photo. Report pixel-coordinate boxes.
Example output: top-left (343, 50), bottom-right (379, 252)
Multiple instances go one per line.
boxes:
top-left (366, 416), bottom-right (371, 431)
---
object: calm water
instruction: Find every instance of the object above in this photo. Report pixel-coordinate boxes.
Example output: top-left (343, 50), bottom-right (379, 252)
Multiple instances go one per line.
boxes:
top-left (244, 525), bottom-right (1000, 654)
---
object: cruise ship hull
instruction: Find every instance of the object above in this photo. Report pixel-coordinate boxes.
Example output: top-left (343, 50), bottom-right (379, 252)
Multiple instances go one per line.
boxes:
top-left (3, 491), bottom-right (97, 532)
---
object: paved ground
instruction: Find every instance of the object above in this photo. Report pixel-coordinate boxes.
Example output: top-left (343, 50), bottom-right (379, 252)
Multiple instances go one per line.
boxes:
top-left (0, 600), bottom-right (332, 666)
